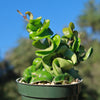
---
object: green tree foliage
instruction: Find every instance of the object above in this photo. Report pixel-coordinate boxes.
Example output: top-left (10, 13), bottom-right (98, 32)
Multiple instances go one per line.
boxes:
top-left (78, 38), bottom-right (100, 100)
top-left (0, 38), bottom-right (37, 100)
top-left (77, 0), bottom-right (100, 99)
top-left (6, 38), bottom-right (37, 75)
top-left (78, 0), bottom-right (100, 33)
top-left (0, 60), bottom-right (21, 100)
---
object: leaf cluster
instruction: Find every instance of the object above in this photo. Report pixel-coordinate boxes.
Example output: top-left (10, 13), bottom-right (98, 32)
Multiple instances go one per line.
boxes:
top-left (19, 11), bottom-right (93, 84)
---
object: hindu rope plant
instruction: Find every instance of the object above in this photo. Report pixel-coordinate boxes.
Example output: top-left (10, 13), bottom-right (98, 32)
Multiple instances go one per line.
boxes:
top-left (17, 10), bottom-right (93, 85)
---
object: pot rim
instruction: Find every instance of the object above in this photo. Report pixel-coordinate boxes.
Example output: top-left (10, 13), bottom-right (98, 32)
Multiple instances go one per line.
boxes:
top-left (16, 78), bottom-right (83, 87)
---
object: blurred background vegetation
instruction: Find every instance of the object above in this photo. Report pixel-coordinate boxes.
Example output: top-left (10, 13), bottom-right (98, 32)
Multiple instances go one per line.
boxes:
top-left (0, 0), bottom-right (100, 100)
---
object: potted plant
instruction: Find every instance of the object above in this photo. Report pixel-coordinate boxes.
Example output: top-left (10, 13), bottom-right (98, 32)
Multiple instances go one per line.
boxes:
top-left (16, 10), bottom-right (93, 100)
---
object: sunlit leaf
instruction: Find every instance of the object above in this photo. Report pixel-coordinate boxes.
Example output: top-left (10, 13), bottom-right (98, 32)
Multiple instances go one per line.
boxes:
top-left (30, 70), bottom-right (53, 83)
top-left (62, 27), bottom-right (73, 38)
top-left (61, 36), bottom-right (68, 45)
top-left (64, 49), bottom-right (77, 64)
top-left (23, 66), bottom-right (35, 82)
top-left (53, 58), bottom-right (73, 71)
top-left (32, 58), bottom-right (43, 70)
top-left (69, 22), bottom-right (75, 30)
top-left (36, 35), bottom-right (60, 56)
top-left (72, 37), bottom-right (81, 52)
top-left (42, 61), bottom-right (52, 74)
top-left (29, 17), bottom-right (42, 24)
top-left (83, 47), bottom-right (93, 61)
top-left (52, 58), bottom-right (63, 76)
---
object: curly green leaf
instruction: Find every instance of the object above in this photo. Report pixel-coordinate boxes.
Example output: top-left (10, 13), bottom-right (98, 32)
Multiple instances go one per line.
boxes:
top-left (52, 58), bottom-right (63, 76)
top-left (61, 36), bottom-right (68, 45)
top-left (83, 47), bottom-right (93, 61)
top-left (36, 35), bottom-right (60, 56)
top-left (32, 58), bottom-right (43, 70)
top-left (64, 49), bottom-right (77, 64)
top-left (69, 22), bottom-right (75, 30)
top-left (72, 37), bottom-right (81, 52)
top-left (42, 60), bottom-right (52, 74)
top-left (32, 40), bottom-right (47, 49)
top-left (62, 27), bottom-right (73, 38)
top-left (53, 58), bottom-right (73, 72)
top-left (29, 17), bottom-right (42, 24)
top-left (30, 70), bottom-right (53, 83)
top-left (23, 66), bottom-right (35, 82)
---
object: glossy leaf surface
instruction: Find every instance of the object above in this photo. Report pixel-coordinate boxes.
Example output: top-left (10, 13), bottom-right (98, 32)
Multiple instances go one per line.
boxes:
top-left (83, 47), bottom-right (93, 61)
top-left (64, 49), bottom-right (77, 64)
top-left (23, 66), bottom-right (35, 82)
top-left (32, 58), bottom-right (43, 70)
top-left (53, 58), bottom-right (73, 71)
top-left (62, 27), bottom-right (73, 38)
top-left (30, 69), bottom-right (53, 83)
top-left (72, 37), bottom-right (81, 52)
top-left (52, 58), bottom-right (63, 76)
top-left (36, 35), bottom-right (60, 56)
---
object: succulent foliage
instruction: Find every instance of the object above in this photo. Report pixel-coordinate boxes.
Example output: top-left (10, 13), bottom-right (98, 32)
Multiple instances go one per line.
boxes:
top-left (18, 11), bottom-right (93, 84)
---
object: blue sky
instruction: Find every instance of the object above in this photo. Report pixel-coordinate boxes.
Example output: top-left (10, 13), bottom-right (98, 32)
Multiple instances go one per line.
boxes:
top-left (0, 0), bottom-right (99, 59)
